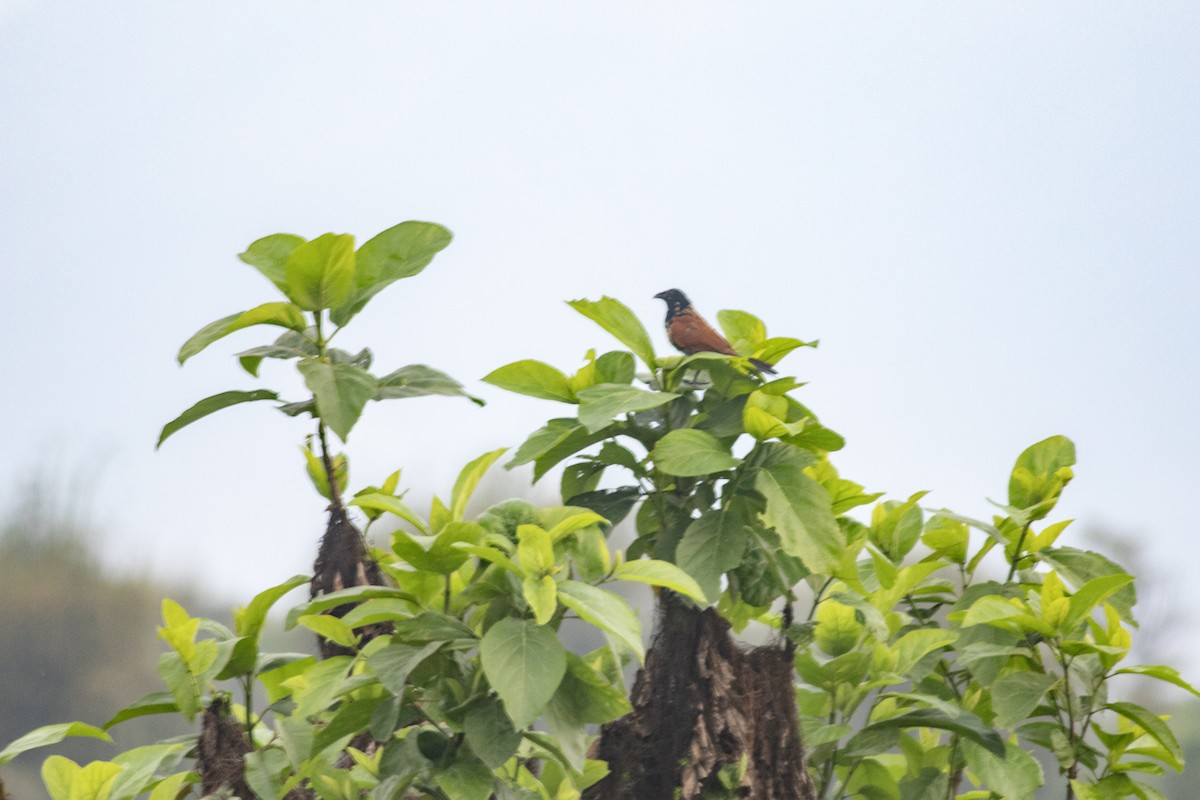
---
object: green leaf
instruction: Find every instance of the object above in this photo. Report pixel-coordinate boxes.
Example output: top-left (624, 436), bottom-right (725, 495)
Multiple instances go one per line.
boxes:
top-left (961, 739), bottom-right (1043, 800)
top-left (1108, 702), bottom-right (1184, 769)
top-left (517, 524), bottom-right (555, 575)
top-left (237, 336), bottom-right (315, 377)
top-left (991, 671), bottom-right (1058, 729)
top-left (716, 309), bottom-right (766, 355)
top-left (556, 581), bottom-right (644, 661)
top-left (157, 389), bottom-right (279, 448)
top-left (297, 614), bottom-right (358, 649)
top-left (285, 586), bottom-right (419, 628)
top-left (331, 221), bottom-right (452, 326)
top-left (434, 758), bottom-right (495, 800)
top-left (177, 302), bottom-right (308, 365)
top-left (220, 573), bottom-right (310, 679)
top-left (1115, 665), bottom-right (1200, 699)
top-left (109, 744), bottom-right (187, 800)
top-left (349, 492), bottom-right (429, 533)
top-left (367, 640), bottom-right (444, 695)
top-left (451, 448), bottom-right (506, 521)
top-left (0, 722), bottom-right (112, 767)
top-left (595, 351), bottom-right (636, 385)
top-left (147, 772), bottom-right (190, 800)
top-left (464, 694), bottom-right (523, 769)
top-left (863, 708), bottom-right (1005, 756)
top-left (576, 384), bottom-right (678, 433)
top-left (651, 429), bottom-right (740, 477)
top-left (239, 232), bottom-right (305, 294)
top-left (523, 575), bottom-right (559, 625)
top-left (234, 574), bottom-right (310, 640)
top-left (559, 652), bottom-right (632, 724)
top-left (814, 600), bottom-right (862, 657)
top-left (892, 629), bottom-right (958, 676)
top-left (564, 488), bottom-right (641, 531)
top-left (755, 459), bottom-right (843, 574)
top-left (568, 296), bottom-right (658, 371)
top-left (480, 618), bottom-right (567, 728)
top-left (755, 336), bottom-right (817, 366)
top-left (616, 559), bottom-right (707, 604)
top-left (297, 359), bottom-right (378, 442)
top-left (102, 692), bottom-right (178, 730)
top-left (42, 756), bottom-right (122, 800)
top-left (508, 419), bottom-right (581, 468)
top-left (285, 232), bottom-right (356, 311)
top-left (1063, 573), bottom-right (1135, 631)
top-left (547, 511), bottom-right (607, 542)
top-left (303, 443), bottom-right (347, 502)
top-left (676, 502), bottom-right (751, 601)
top-left (1040, 547), bottom-right (1137, 623)
top-left (375, 364), bottom-right (484, 406)
top-left (1008, 435), bottom-right (1076, 519)
top-left (483, 359), bottom-right (576, 403)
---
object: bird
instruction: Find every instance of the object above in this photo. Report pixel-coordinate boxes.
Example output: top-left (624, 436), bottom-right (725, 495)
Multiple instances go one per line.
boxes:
top-left (654, 289), bottom-right (776, 374)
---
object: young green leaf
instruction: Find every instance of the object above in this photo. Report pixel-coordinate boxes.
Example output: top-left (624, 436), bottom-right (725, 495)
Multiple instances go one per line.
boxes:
top-left (238, 232), bottom-right (306, 294)
top-left (483, 360), bottom-right (576, 403)
top-left (556, 581), bottom-right (644, 661)
top-left (0, 723), bottom-right (112, 767)
top-left (297, 359), bottom-right (378, 442)
top-left (349, 492), bottom-right (429, 534)
top-left (157, 389), bottom-right (280, 448)
top-left (42, 756), bottom-right (122, 800)
top-left (523, 575), bottom-right (559, 624)
top-left (451, 448), bottom-right (507, 521)
top-left (284, 233), bottom-right (356, 311)
top-left (517, 524), bottom-right (555, 575)
top-left (1114, 665), bottom-right (1200, 699)
top-left (716, 309), bottom-right (766, 355)
top-left (1008, 435), bottom-right (1076, 519)
top-left (567, 296), bottom-right (658, 372)
top-left (331, 221), bottom-right (452, 326)
top-left (1105, 702), bottom-right (1184, 769)
top-left (177, 302), bottom-right (308, 364)
top-left (615, 559), bottom-right (707, 604)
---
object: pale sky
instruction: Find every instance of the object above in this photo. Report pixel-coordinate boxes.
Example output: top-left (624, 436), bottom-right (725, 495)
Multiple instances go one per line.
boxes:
top-left (2, 3), bottom-right (1198, 660)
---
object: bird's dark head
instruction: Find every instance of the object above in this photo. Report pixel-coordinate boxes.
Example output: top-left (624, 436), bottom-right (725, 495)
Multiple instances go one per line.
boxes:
top-left (654, 289), bottom-right (691, 320)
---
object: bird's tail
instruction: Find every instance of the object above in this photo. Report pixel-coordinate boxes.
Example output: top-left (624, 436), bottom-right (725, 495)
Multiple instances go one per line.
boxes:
top-left (750, 358), bottom-right (777, 375)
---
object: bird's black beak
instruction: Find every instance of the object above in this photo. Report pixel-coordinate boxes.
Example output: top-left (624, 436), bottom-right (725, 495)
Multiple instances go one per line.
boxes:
top-left (654, 290), bottom-right (670, 300)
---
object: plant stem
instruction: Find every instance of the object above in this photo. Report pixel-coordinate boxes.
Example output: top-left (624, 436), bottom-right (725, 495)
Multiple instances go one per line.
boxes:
top-left (317, 421), bottom-right (344, 510)
top-left (807, 577), bottom-right (836, 621)
top-left (1006, 522), bottom-right (1032, 582)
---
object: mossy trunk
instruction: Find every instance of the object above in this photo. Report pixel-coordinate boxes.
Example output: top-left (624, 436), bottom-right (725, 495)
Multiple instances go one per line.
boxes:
top-left (585, 593), bottom-right (816, 800)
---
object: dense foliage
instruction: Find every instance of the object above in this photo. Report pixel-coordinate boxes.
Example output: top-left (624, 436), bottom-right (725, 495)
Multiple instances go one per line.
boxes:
top-left (1, 221), bottom-right (1195, 800)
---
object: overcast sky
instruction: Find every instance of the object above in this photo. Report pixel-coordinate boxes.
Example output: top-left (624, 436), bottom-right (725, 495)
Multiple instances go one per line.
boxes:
top-left (2, 2), bottom-right (1198, 661)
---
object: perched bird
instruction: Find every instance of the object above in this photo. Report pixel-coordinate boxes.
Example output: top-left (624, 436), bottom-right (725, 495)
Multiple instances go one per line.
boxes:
top-left (654, 289), bottom-right (776, 374)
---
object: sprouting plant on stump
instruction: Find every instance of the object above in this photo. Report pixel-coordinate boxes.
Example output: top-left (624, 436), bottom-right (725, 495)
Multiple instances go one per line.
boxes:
top-left (0, 249), bottom-right (1196, 800)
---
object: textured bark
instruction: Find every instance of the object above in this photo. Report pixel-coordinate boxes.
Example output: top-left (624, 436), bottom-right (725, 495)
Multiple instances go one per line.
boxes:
top-left (585, 594), bottom-right (816, 800)
top-left (310, 505), bottom-right (394, 659)
top-left (197, 697), bottom-right (256, 799)
top-left (198, 697), bottom-right (315, 800)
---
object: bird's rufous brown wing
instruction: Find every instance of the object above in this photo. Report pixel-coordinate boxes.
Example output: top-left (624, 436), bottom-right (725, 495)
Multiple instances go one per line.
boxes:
top-left (668, 309), bottom-right (739, 356)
